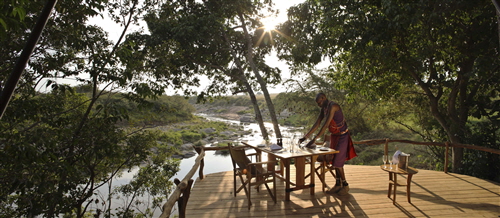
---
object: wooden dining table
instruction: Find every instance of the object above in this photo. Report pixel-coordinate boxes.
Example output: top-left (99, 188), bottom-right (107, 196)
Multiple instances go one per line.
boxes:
top-left (243, 142), bottom-right (339, 201)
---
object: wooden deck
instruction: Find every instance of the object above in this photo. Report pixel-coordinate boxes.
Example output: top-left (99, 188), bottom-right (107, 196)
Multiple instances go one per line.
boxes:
top-left (185, 165), bottom-right (500, 217)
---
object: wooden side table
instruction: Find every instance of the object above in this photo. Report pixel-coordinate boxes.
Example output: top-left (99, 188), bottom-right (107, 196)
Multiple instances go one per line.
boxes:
top-left (380, 165), bottom-right (418, 204)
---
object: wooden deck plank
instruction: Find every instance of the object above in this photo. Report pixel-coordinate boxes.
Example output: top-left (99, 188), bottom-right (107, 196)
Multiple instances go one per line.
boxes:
top-left (185, 165), bottom-right (500, 217)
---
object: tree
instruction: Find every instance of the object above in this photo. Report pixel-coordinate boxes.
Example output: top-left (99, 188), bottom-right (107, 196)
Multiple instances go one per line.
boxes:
top-left (279, 0), bottom-right (500, 173)
top-left (0, 0), bottom-right (57, 119)
top-left (233, 1), bottom-right (283, 139)
top-left (1, 0), bottom-right (180, 217)
top-left (127, 0), bottom-right (284, 140)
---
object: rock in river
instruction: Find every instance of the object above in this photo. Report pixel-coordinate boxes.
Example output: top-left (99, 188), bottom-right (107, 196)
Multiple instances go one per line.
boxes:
top-left (239, 115), bottom-right (254, 123)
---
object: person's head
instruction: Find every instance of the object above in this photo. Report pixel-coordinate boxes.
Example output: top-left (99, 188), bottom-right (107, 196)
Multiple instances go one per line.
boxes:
top-left (315, 93), bottom-right (328, 108)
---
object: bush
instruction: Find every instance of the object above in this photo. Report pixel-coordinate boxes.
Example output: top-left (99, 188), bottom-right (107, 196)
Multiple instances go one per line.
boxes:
top-left (159, 131), bottom-right (183, 146)
top-left (180, 130), bottom-right (203, 143)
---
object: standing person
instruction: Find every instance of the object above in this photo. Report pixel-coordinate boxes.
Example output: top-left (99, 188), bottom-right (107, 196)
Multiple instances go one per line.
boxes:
top-left (299, 93), bottom-right (357, 195)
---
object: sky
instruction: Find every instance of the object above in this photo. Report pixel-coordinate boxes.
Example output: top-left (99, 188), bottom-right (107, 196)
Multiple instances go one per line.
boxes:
top-left (52, 0), bottom-right (327, 95)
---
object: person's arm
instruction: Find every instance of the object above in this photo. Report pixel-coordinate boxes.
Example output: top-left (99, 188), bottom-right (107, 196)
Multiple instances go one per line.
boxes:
top-left (298, 110), bottom-right (324, 143)
top-left (305, 102), bottom-right (339, 147)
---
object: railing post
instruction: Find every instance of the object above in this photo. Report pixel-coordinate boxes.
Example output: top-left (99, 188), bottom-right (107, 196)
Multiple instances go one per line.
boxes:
top-left (384, 138), bottom-right (389, 156)
top-left (194, 146), bottom-right (205, 180)
top-left (444, 142), bottom-right (449, 173)
top-left (174, 178), bottom-right (194, 218)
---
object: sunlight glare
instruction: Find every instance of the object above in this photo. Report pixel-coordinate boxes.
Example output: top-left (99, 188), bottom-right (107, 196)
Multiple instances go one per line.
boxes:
top-left (261, 16), bottom-right (280, 32)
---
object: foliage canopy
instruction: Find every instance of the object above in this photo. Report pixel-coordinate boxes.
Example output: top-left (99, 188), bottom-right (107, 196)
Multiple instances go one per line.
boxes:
top-left (277, 0), bottom-right (499, 175)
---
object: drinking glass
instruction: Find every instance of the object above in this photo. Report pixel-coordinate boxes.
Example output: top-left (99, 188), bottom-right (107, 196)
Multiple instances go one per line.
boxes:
top-left (388, 159), bottom-right (393, 170)
top-left (382, 155), bottom-right (388, 168)
top-left (283, 134), bottom-right (289, 152)
top-left (294, 133), bottom-right (302, 153)
top-left (291, 134), bottom-right (298, 153)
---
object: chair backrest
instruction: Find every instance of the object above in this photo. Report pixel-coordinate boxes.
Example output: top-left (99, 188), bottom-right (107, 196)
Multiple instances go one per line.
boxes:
top-left (324, 133), bottom-right (331, 143)
top-left (229, 146), bottom-right (250, 168)
top-left (229, 144), bottom-right (257, 174)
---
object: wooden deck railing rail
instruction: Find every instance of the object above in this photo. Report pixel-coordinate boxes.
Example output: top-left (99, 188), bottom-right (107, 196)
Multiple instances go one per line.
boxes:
top-left (158, 140), bottom-right (499, 217)
top-left (159, 147), bottom-right (205, 218)
top-left (354, 139), bottom-right (500, 173)
top-left (159, 145), bottom-right (243, 218)
top-left (193, 145), bottom-right (235, 180)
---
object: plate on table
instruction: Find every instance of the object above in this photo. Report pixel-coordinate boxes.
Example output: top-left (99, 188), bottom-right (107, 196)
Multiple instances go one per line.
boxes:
top-left (257, 144), bottom-right (266, 147)
top-left (270, 144), bottom-right (282, 150)
top-left (320, 147), bottom-right (330, 151)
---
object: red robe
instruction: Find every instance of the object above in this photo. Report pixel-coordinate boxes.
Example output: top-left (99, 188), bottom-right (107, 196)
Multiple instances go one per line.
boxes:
top-left (330, 133), bottom-right (357, 161)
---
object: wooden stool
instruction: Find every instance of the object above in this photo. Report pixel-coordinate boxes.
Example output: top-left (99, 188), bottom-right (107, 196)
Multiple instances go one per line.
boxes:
top-left (380, 165), bottom-right (418, 204)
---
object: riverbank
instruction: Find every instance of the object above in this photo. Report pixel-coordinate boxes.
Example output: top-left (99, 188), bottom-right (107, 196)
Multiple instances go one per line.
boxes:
top-left (193, 103), bottom-right (255, 122)
top-left (197, 105), bottom-right (245, 120)
top-left (151, 112), bottom-right (260, 159)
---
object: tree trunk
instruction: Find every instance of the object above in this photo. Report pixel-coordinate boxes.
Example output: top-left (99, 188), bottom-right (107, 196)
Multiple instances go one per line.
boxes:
top-left (493, 0), bottom-right (500, 46)
top-left (243, 79), bottom-right (269, 140)
top-left (449, 134), bottom-right (464, 173)
top-left (426, 92), bottom-right (465, 173)
top-left (410, 70), bottom-right (465, 173)
top-left (0, 0), bottom-right (57, 120)
top-left (220, 30), bottom-right (269, 140)
top-left (237, 12), bottom-right (282, 139)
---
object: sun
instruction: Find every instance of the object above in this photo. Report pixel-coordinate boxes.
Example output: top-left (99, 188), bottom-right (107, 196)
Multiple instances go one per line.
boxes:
top-left (261, 16), bottom-right (280, 32)
top-left (255, 15), bottom-right (286, 47)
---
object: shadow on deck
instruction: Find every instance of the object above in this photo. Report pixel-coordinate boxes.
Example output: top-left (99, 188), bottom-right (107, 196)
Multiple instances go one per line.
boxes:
top-left (185, 165), bottom-right (500, 217)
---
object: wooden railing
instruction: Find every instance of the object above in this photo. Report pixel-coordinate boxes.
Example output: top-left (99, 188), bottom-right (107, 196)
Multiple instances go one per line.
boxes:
top-left (356, 139), bottom-right (500, 173)
top-left (158, 145), bottom-right (231, 218)
top-left (158, 147), bottom-right (205, 218)
top-left (159, 139), bottom-right (500, 217)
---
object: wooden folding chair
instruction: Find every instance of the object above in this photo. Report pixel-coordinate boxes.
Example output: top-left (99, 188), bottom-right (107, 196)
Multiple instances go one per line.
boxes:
top-left (229, 144), bottom-right (277, 209)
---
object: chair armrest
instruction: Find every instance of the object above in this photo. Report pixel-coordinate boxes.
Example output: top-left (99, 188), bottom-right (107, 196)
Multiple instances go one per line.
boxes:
top-left (246, 153), bottom-right (260, 162)
top-left (248, 161), bottom-right (277, 166)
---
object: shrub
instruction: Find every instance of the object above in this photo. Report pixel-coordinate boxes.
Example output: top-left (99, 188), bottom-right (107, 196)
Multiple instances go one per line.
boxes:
top-left (159, 131), bottom-right (183, 146)
top-left (180, 130), bottom-right (203, 143)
